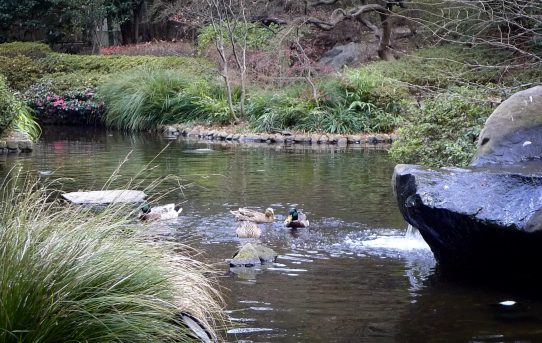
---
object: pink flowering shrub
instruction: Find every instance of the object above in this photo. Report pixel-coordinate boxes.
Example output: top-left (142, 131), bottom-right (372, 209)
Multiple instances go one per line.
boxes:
top-left (25, 81), bottom-right (104, 125)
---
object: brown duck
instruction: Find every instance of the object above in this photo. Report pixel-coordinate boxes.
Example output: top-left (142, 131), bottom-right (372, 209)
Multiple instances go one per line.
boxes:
top-left (230, 207), bottom-right (274, 223)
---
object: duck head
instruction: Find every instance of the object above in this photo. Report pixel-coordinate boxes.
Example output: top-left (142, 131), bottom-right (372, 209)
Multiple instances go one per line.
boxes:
top-left (265, 208), bottom-right (275, 219)
top-left (140, 203), bottom-right (151, 214)
top-left (287, 208), bottom-right (299, 222)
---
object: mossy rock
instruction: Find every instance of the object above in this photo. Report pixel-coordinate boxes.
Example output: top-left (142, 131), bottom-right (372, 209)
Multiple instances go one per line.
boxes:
top-left (229, 243), bottom-right (277, 267)
top-left (471, 86), bottom-right (542, 166)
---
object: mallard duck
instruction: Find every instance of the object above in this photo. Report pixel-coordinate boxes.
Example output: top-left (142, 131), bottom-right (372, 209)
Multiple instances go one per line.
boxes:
top-left (236, 221), bottom-right (262, 239)
top-left (230, 207), bottom-right (274, 223)
top-left (284, 208), bottom-right (309, 229)
top-left (138, 203), bottom-right (182, 221)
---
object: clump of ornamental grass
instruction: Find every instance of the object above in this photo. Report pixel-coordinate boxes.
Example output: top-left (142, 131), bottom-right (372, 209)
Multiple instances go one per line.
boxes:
top-left (0, 171), bottom-right (224, 343)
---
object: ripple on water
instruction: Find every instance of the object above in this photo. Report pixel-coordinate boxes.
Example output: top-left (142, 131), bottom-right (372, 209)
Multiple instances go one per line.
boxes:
top-left (227, 328), bottom-right (274, 334)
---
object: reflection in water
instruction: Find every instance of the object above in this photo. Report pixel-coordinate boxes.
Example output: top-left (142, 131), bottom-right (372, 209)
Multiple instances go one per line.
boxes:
top-left (3, 127), bottom-right (542, 342)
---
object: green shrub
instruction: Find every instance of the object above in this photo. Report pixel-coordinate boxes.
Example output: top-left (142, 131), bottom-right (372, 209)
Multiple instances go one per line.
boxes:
top-left (389, 87), bottom-right (494, 167)
top-left (0, 55), bottom-right (43, 90)
top-left (0, 42), bottom-right (52, 59)
top-left (0, 172), bottom-right (223, 342)
top-left (40, 53), bottom-right (213, 77)
top-left (37, 72), bottom-right (111, 93)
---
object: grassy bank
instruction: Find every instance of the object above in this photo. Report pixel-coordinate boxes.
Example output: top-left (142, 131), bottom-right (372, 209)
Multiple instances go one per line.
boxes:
top-left (0, 41), bottom-right (540, 166)
top-left (0, 172), bottom-right (224, 342)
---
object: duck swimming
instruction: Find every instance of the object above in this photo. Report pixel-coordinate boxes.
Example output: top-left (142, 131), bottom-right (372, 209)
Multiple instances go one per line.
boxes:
top-left (236, 221), bottom-right (262, 239)
top-left (138, 203), bottom-right (182, 221)
top-left (284, 208), bottom-right (309, 229)
top-left (230, 207), bottom-right (274, 223)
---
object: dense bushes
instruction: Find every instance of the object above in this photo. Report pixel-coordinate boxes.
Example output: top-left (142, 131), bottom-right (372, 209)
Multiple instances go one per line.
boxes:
top-left (40, 53), bottom-right (212, 76)
top-left (388, 87), bottom-right (494, 167)
top-left (99, 67), bottom-right (404, 133)
top-left (0, 55), bottom-right (43, 90)
top-left (0, 42), bottom-right (52, 59)
top-left (2, 41), bottom-right (540, 166)
top-left (0, 42), bottom-right (216, 128)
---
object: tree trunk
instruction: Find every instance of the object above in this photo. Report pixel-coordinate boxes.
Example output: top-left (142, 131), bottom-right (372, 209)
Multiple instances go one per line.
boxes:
top-left (107, 16), bottom-right (115, 46)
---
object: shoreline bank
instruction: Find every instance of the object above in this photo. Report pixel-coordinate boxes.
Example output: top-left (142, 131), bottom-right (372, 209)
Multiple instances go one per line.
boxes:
top-left (159, 124), bottom-right (396, 147)
top-left (0, 131), bottom-right (33, 154)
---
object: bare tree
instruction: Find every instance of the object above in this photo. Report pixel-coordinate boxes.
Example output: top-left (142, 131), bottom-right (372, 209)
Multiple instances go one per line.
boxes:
top-left (224, 0), bottom-right (248, 118)
top-left (399, 0), bottom-right (542, 64)
top-left (203, 0), bottom-right (250, 121)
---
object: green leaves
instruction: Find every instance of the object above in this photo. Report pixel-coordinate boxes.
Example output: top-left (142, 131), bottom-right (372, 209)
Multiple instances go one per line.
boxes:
top-left (389, 87), bottom-right (493, 167)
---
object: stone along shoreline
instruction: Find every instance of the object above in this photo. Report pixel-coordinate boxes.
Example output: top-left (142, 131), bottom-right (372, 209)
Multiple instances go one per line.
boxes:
top-left (159, 124), bottom-right (396, 146)
top-left (0, 131), bottom-right (33, 154)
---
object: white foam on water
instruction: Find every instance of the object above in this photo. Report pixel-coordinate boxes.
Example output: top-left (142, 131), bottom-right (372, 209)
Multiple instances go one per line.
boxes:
top-left (227, 328), bottom-right (274, 334)
top-left (347, 225), bottom-right (430, 252)
top-left (249, 307), bottom-right (274, 311)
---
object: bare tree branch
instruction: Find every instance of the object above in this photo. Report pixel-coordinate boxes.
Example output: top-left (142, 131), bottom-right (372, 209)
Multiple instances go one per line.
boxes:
top-left (311, 0), bottom-right (341, 7)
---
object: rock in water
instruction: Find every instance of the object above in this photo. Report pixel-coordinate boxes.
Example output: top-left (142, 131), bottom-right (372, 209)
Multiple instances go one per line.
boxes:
top-left (62, 190), bottom-right (146, 204)
top-left (393, 163), bottom-right (542, 272)
top-left (393, 86), bottom-right (542, 276)
top-left (229, 243), bottom-right (277, 267)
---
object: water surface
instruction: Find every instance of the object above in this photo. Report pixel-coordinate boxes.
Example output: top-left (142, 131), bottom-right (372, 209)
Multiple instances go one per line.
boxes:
top-left (2, 126), bottom-right (542, 342)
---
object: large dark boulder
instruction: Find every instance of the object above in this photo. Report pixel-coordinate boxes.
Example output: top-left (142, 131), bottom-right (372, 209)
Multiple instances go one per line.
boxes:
top-left (393, 86), bottom-right (542, 274)
top-left (393, 163), bottom-right (542, 272)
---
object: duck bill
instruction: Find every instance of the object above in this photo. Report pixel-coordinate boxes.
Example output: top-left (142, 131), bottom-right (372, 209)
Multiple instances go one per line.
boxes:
top-left (286, 215), bottom-right (292, 222)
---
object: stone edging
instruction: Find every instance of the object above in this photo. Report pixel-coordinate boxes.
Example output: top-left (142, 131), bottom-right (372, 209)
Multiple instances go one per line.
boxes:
top-left (0, 132), bottom-right (33, 154)
top-left (159, 124), bottom-right (396, 146)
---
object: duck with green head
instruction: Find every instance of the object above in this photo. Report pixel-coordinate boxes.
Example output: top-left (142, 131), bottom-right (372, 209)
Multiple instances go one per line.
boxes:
top-left (284, 208), bottom-right (309, 229)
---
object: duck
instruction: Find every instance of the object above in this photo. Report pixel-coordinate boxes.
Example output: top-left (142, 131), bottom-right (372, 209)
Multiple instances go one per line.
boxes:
top-left (284, 208), bottom-right (309, 229)
top-left (230, 207), bottom-right (274, 223)
top-left (236, 221), bottom-right (262, 239)
top-left (138, 203), bottom-right (182, 221)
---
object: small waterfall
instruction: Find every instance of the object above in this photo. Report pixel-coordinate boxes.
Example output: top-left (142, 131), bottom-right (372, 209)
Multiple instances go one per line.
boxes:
top-left (405, 224), bottom-right (424, 241)
top-left (359, 224), bottom-right (430, 251)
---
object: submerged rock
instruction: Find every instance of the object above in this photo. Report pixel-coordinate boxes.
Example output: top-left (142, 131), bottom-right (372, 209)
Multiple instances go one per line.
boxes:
top-left (229, 243), bottom-right (277, 267)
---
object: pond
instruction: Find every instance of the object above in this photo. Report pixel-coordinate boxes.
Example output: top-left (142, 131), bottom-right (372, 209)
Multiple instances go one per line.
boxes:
top-left (2, 126), bottom-right (542, 342)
